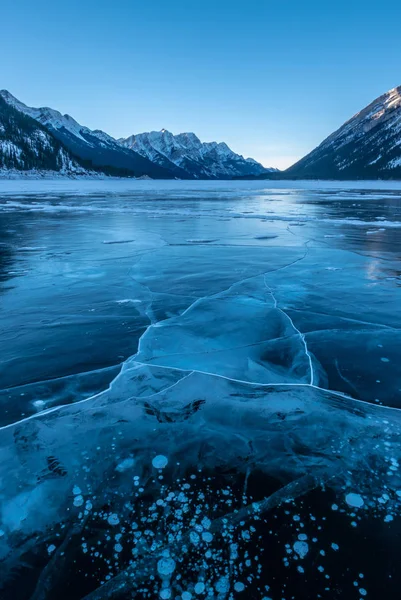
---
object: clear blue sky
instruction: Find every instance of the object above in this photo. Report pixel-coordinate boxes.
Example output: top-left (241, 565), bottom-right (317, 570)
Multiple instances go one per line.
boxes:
top-left (2, 0), bottom-right (401, 169)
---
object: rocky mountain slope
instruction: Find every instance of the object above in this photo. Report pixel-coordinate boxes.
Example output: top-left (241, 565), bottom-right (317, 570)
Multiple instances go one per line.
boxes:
top-left (0, 94), bottom-right (93, 176)
top-left (287, 85), bottom-right (401, 179)
top-left (0, 91), bottom-right (175, 178)
top-left (120, 129), bottom-right (273, 179)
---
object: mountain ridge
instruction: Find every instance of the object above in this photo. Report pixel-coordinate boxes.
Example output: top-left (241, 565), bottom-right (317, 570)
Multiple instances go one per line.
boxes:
top-left (0, 90), bottom-right (174, 178)
top-left (0, 90), bottom-right (272, 179)
top-left (0, 94), bottom-right (97, 176)
top-left (234, 85), bottom-right (401, 181)
top-left (286, 85), bottom-right (401, 179)
top-left (119, 129), bottom-right (273, 179)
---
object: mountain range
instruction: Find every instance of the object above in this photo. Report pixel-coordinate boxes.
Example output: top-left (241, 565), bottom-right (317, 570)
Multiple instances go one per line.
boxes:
top-left (120, 130), bottom-right (271, 179)
top-left (0, 90), bottom-right (272, 179)
top-left (1, 85), bottom-right (401, 180)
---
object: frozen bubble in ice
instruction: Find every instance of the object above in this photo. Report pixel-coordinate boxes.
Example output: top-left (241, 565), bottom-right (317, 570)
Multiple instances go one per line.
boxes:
top-left (345, 493), bottom-right (364, 508)
top-left (293, 541), bottom-right (309, 559)
top-left (47, 544), bottom-right (56, 554)
top-left (116, 458), bottom-right (135, 472)
top-left (152, 455), bottom-right (168, 469)
top-left (202, 531), bottom-right (213, 543)
top-left (182, 593), bottom-right (192, 600)
top-left (107, 513), bottom-right (120, 526)
top-left (331, 543), bottom-right (339, 551)
top-left (215, 577), bottom-right (230, 593)
top-left (157, 557), bottom-right (176, 577)
top-left (116, 458), bottom-right (135, 473)
top-left (33, 400), bottom-right (46, 409)
top-left (190, 531), bottom-right (200, 545)
top-left (195, 582), bottom-right (205, 594)
top-left (160, 590), bottom-right (171, 599)
top-left (73, 495), bottom-right (84, 507)
top-left (234, 582), bottom-right (245, 592)
top-left (72, 485), bottom-right (81, 496)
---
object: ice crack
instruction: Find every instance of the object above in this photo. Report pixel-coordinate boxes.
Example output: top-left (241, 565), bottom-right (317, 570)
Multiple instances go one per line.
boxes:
top-left (264, 276), bottom-right (315, 386)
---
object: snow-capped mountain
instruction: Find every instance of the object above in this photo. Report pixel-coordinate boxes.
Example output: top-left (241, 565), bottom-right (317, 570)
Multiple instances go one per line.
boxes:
top-left (0, 91), bottom-right (174, 179)
top-left (287, 85), bottom-right (401, 179)
top-left (120, 129), bottom-right (273, 179)
top-left (0, 93), bottom-right (93, 176)
top-left (0, 91), bottom-right (271, 179)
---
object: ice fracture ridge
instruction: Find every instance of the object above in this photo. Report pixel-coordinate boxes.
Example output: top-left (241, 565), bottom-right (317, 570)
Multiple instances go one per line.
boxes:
top-left (1, 357), bottom-right (400, 436)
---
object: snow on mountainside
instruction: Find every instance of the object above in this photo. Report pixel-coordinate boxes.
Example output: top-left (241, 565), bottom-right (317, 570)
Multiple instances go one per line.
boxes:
top-left (0, 94), bottom-right (94, 176)
top-left (287, 85), bottom-right (401, 179)
top-left (0, 91), bottom-right (174, 179)
top-left (120, 129), bottom-right (273, 179)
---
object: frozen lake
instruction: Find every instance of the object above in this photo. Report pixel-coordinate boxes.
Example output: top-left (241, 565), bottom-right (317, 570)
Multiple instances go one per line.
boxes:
top-left (0, 180), bottom-right (401, 599)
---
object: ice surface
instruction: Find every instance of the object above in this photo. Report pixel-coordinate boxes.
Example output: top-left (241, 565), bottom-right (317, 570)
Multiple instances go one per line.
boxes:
top-left (0, 180), bottom-right (401, 599)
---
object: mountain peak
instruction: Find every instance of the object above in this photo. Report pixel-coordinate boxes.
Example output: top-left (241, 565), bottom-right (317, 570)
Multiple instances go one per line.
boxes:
top-left (0, 89), bottom-right (29, 111)
top-left (0, 89), bottom-right (14, 100)
top-left (287, 84), bottom-right (401, 179)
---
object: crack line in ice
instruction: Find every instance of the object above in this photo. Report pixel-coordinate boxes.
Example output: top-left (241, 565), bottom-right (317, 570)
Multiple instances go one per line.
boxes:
top-left (264, 276), bottom-right (314, 386)
top-left (2, 238), bottom-right (396, 436)
top-left (139, 371), bottom-right (194, 399)
top-left (139, 332), bottom-right (313, 364)
top-left (134, 247), bottom-right (312, 356)
top-left (132, 246), bottom-right (311, 325)
top-left (288, 307), bottom-right (400, 332)
top-left (1, 357), bottom-right (400, 434)
top-left (334, 359), bottom-right (360, 396)
top-left (134, 360), bottom-right (315, 389)
top-left (132, 361), bottom-right (399, 413)
top-left (0, 386), bottom-right (113, 432)
top-left (0, 364), bottom-right (121, 395)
